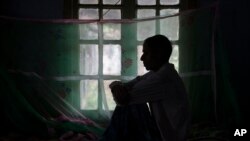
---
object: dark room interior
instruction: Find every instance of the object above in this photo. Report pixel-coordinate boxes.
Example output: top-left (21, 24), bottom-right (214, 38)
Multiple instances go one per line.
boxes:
top-left (0, 0), bottom-right (250, 140)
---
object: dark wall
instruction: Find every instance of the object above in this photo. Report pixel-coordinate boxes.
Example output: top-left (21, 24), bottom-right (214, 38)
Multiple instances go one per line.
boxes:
top-left (198, 0), bottom-right (250, 127)
top-left (218, 0), bottom-right (250, 127)
top-left (0, 0), bottom-right (63, 19)
top-left (219, 0), bottom-right (250, 126)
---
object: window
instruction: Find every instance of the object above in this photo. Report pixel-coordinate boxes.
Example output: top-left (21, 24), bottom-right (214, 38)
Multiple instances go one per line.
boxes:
top-left (74, 0), bottom-right (180, 111)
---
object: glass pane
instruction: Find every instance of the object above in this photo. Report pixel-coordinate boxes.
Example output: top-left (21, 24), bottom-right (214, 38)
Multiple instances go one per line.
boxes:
top-left (103, 9), bottom-right (121, 19)
top-left (79, 23), bottom-right (98, 40)
top-left (137, 45), bottom-right (148, 75)
top-left (137, 21), bottom-right (155, 41)
top-left (103, 24), bottom-right (121, 40)
top-left (79, 8), bottom-right (99, 19)
top-left (104, 80), bottom-right (117, 110)
top-left (169, 45), bottom-right (179, 71)
top-left (80, 45), bottom-right (98, 75)
top-left (103, 0), bottom-right (121, 5)
top-left (137, 9), bottom-right (156, 41)
top-left (138, 0), bottom-right (156, 5)
top-left (80, 80), bottom-right (98, 110)
top-left (79, 0), bottom-right (98, 4)
top-left (160, 0), bottom-right (179, 5)
top-left (137, 9), bottom-right (155, 18)
top-left (160, 9), bottom-right (179, 41)
top-left (160, 9), bottom-right (179, 16)
top-left (103, 45), bottom-right (121, 75)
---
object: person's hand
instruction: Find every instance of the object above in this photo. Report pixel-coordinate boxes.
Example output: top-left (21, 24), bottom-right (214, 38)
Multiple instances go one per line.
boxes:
top-left (109, 81), bottom-right (129, 106)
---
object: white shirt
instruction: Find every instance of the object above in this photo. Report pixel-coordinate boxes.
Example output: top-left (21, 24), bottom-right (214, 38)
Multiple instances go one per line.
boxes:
top-left (125, 63), bottom-right (190, 141)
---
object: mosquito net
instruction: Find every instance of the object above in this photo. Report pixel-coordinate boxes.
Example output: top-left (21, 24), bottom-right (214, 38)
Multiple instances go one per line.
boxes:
top-left (0, 2), bottom-right (241, 140)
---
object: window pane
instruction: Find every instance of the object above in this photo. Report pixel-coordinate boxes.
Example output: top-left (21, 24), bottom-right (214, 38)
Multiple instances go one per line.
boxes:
top-left (137, 45), bottom-right (148, 75)
top-left (103, 9), bottom-right (121, 19)
top-left (79, 0), bottom-right (98, 4)
top-left (103, 24), bottom-right (121, 40)
top-left (104, 80), bottom-right (117, 110)
top-left (103, 0), bottom-right (121, 5)
top-left (103, 10), bottom-right (121, 40)
top-left (169, 45), bottom-right (179, 71)
top-left (80, 45), bottom-right (98, 75)
top-left (160, 9), bottom-right (179, 16)
top-left (138, 0), bottom-right (156, 5)
top-left (160, 0), bottom-right (179, 5)
top-left (103, 45), bottom-right (121, 75)
top-left (137, 20), bottom-right (156, 41)
top-left (137, 9), bottom-right (155, 18)
top-left (79, 23), bottom-right (98, 40)
top-left (160, 9), bottom-right (179, 41)
top-left (80, 80), bottom-right (98, 110)
top-left (137, 9), bottom-right (156, 41)
top-left (79, 9), bottom-right (99, 19)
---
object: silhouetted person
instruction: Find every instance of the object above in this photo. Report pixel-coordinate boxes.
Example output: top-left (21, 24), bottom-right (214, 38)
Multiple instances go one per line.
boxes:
top-left (101, 35), bottom-right (190, 141)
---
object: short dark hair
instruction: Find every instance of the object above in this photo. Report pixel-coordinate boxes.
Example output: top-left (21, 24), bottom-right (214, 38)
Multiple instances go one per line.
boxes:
top-left (143, 34), bottom-right (172, 61)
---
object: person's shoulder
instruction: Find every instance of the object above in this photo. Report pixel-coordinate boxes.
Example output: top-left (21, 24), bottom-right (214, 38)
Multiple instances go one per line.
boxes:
top-left (140, 71), bottom-right (154, 79)
top-left (157, 63), bottom-right (178, 77)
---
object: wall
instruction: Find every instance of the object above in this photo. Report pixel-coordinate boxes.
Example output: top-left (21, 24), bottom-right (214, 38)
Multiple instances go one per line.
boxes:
top-left (0, 0), bottom-right (63, 19)
top-left (219, 0), bottom-right (250, 127)
top-left (198, 0), bottom-right (250, 128)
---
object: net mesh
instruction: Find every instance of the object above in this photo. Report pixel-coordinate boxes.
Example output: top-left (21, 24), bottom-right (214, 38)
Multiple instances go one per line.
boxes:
top-left (0, 2), bottom-right (241, 140)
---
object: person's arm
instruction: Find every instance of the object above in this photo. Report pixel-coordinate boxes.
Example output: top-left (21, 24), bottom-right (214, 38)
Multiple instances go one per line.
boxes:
top-left (109, 72), bottom-right (155, 105)
top-left (109, 76), bottom-right (141, 106)
top-left (128, 73), bottom-right (176, 104)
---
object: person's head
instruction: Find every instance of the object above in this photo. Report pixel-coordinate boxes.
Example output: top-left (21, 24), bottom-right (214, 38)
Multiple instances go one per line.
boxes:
top-left (140, 34), bottom-right (172, 71)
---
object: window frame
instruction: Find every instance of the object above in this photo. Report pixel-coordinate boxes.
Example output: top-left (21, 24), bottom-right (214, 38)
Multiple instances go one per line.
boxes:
top-left (63, 0), bottom-right (185, 113)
